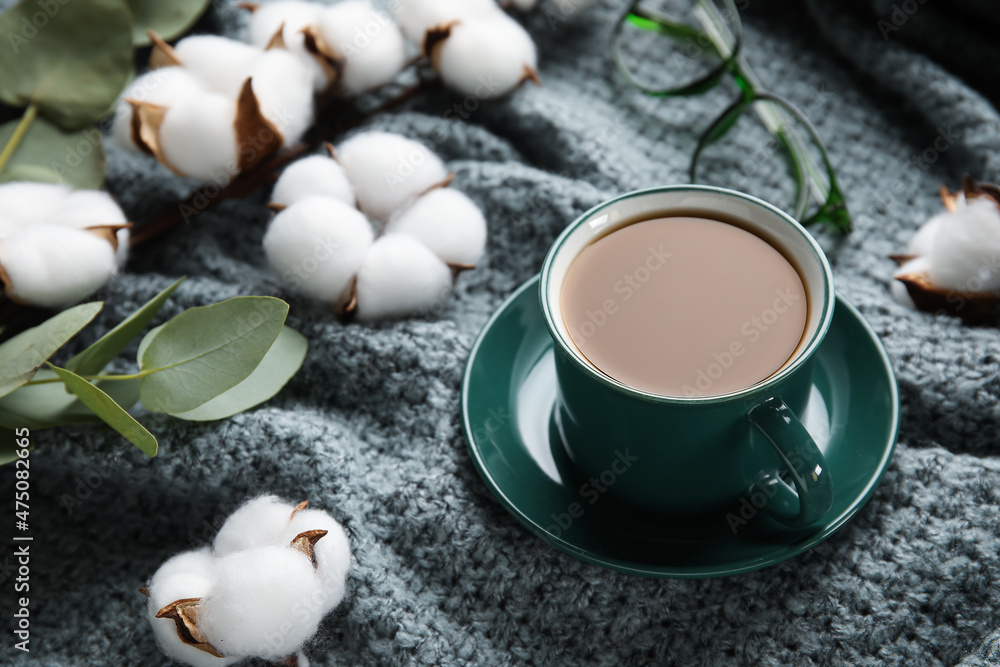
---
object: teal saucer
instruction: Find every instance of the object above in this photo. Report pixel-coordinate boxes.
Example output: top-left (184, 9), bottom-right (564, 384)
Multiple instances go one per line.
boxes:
top-left (461, 275), bottom-right (899, 578)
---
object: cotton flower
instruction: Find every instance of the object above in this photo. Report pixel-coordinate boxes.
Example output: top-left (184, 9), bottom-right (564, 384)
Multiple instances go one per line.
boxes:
top-left (173, 35), bottom-right (263, 98)
top-left (241, 48), bottom-right (315, 147)
top-left (117, 32), bottom-right (313, 180)
top-left (112, 68), bottom-right (206, 153)
top-left (270, 154), bottom-right (355, 208)
top-left (335, 131), bottom-right (448, 223)
top-left (927, 197), bottom-right (1000, 291)
top-left (146, 550), bottom-right (237, 667)
top-left (394, 0), bottom-right (496, 45)
top-left (385, 188), bottom-right (486, 265)
top-left (313, 0), bottom-right (408, 95)
top-left (393, 0), bottom-right (541, 97)
top-left (146, 497), bottom-right (350, 667)
top-left (283, 508), bottom-right (351, 611)
top-left (200, 546), bottom-right (324, 659)
top-left (245, 0), bottom-right (327, 90)
top-left (0, 225), bottom-right (116, 308)
top-left (262, 133), bottom-right (486, 319)
top-left (213, 495), bottom-right (300, 558)
top-left (906, 210), bottom-right (946, 257)
top-left (0, 181), bottom-right (71, 232)
top-left (0, 183), bottom-right (128, 308)
top-left (431, 11), bottom-right (539, 99)
top-left (263, 196), bottom-right (374, 305)
top-left (892, 179), bottom-right (1000, 319)
top-left (355, 234), bottom-right (452, 321)
top-left (51, 190), bottom-right (131, 267)
top-left (159, 92), bottom-right (239, 181)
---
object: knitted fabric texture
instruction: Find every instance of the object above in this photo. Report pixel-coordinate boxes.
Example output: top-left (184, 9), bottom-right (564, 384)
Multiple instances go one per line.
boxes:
top-left (4, 1), bottom-right (1000, 665)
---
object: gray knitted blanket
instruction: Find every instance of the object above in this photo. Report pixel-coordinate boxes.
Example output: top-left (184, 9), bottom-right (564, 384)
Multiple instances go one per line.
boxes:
top-left (5, 0), bottom-right (1000, 665)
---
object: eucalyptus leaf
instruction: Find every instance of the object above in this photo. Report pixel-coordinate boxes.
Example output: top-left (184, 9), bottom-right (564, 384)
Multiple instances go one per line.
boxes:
top-left (139, 297), bottom-right (289, 414)
top-left (172, 326), bottom-right (307, 421)
top-left (136, 322), bottom-right (162, 363)
top-left (68, 277), bottom-right (184, 376)
top-left (1, 163), bottom-right (62, 184)
top-left (0, 0), bottom-right (133, 130)
top-left (124, 0), bottom-right (211, 46)
top-left (0, 302), bottom-right (102, 399)
top-left (48, 364), bottom-right (157, 456)
top-left (0, 369), bottom-right (139, 430)
top-left (0, 116), bottom-right (105, 188)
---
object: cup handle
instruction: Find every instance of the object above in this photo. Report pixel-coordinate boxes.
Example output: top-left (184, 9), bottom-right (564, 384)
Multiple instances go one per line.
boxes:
top-left (746, 396), bottom-right (833, 529)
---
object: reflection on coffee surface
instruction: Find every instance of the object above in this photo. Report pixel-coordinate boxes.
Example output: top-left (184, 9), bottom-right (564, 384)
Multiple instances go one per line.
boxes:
top-left (560, 216), bottom-right (807, 397)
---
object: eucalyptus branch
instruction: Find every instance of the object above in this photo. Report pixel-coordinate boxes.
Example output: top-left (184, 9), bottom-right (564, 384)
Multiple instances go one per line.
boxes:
top-left (23, 370), bottom-right (154, 386)
top-left (0, 282), bottom-right (308, 459)
top-left (0, 103), bottom-right (38, 177)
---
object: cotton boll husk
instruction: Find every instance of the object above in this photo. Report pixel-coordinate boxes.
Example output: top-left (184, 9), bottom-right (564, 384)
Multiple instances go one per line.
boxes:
top-left (147, 549), bottom-right (237, 667)
top-left (927, 198), bottom-right (1000, 291)
top-left (112, 68), bottom-right (206, 152)
top-left (394, 0), bottom-right (496, 44)
top-left (200, 546), bottom-right (324, 659)
top-left (271, 155), bottom-right (355, 208)
top-left (263, 196), bottom-right (374, 303)
top-left (243, 49), bottom-right (315, 147)
top-left (336, 132), bottom-right (448, 222)
top-left (316, 1), bottom-right (407, 95)
top-left (510, 0), bottom-right (539, 9)
top-left (386, 188), bottom-right (486, 265)
top-left (907, 213), bottom-right (944, 257)
top-left (435, 13), bottom-right (538, 98)
top-left (0, 182), bottom-right (70, 229)
top-left (892, 256), bottom-right (933, 308)
top-left (213, 495), bottom-right (296, 557)
top-left (355, 235), bottom-right (452, 320)
top-left (283, 509), bottom-right (351, 612)
top-left (246, 1), bottom-right (327, 90)
top-left (892, 255), bottom-right (932, 309)
top-left (0, 225), bottom-right (116, 308)
top-left (160, 92), bottom-right (238, 181)
top-left (174, 35), bottom-right (263, 97)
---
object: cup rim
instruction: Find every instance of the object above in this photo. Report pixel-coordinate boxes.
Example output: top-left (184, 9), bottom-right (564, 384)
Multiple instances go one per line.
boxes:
top-left (539, 184), bottom-right (836, 405)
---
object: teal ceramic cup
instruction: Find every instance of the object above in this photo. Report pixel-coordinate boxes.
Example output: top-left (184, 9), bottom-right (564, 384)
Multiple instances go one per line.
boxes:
top-left (539, 185), bottom-right (836, 527)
